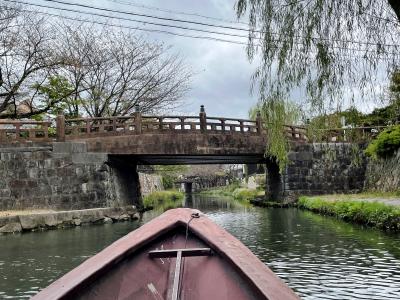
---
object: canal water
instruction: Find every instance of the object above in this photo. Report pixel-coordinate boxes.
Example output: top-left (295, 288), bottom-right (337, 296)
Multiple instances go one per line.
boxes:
top-left (1, 195), bottom-right (400, 299)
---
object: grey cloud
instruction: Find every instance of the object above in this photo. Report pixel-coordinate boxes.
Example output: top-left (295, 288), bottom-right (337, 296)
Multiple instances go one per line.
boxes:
top-left (94, 0), bottom-right (258, 118)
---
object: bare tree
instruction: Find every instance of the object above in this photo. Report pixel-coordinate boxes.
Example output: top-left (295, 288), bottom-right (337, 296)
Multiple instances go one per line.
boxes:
top-left (0, 5), bottom-right (67, 118)
top-left (0, 5), bottom-right (192, 119)
top-left (58, 23), bottom-right (192, 118)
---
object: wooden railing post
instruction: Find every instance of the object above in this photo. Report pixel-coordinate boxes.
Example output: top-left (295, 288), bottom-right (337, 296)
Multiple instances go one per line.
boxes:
top-left (180, 117), bottom-right (185, 130)
top-left (256, 111), bottom-right (262, 134)
top-left (220, 118), bottom-right (225, 132)
top-left (199, 105), bottom-right (206, 133)
top-left (112, 117), bottom-right (117, 132)
top-left (15, 123), bottom-right (20, 141)
top-left (134, 105), bottom-right (142, 134)
top-left (43, 122), bottom-right (49, 139)
top-left (86, 120), bottom-right (91, 134)
top-left (239, 121), bottom-right (244, 132)
top-left (56, 114), bottom-right (65, 142)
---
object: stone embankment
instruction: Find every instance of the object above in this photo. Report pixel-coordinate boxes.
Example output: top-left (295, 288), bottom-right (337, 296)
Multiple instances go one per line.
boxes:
top-left (364, 149), bottom-right (400, 192)
top-left (0, 206), bottom-right (139, 234)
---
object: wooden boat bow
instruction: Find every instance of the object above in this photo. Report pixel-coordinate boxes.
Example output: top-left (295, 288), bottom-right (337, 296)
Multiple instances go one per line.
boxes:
top-left (32, 208), bottom-right (299, 300)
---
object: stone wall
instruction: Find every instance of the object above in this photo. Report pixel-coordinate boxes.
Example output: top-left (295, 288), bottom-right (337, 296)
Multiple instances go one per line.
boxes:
top-left (178, 176), bottom-right (228, 193)
top-left (0, 143), bottom-right (140, 211)
top-left (191, 176), bottom-right (228, 192)
top-left (364, 149), bottom-right (400, 192)
top-left (1, 140), bottom-right (388, 208)
top-left (0, 206), bottom-right (139, 234)
top-left (139, 172), bottom-right (163, 195)
top-left (281, 143), bottom-right (367, 202)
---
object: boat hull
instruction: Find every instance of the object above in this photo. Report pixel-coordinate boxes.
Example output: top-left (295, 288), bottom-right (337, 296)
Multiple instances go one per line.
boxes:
top-left (32, 208), bottom-right (299, 300)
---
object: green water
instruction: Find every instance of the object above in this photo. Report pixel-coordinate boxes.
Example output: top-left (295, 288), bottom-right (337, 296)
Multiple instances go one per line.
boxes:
top-left (1, 195), bottom-right (400, 299)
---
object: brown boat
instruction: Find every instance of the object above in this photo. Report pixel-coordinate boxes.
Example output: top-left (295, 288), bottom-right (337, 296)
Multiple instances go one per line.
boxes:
top-left (32, 208), bottom-right (299, 300)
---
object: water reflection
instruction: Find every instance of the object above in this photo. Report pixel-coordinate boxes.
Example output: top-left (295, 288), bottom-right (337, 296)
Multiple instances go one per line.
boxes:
top-left (0, 194), bottom-right (400, 299)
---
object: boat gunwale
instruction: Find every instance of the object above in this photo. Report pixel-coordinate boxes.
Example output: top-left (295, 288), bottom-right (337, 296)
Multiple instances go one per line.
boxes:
top-left (31, 208), bottom-right (299, 300)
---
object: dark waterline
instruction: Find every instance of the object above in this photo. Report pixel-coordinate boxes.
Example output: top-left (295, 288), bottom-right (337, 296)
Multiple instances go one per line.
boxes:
top-left (1, 195), bottom-right (400, 299)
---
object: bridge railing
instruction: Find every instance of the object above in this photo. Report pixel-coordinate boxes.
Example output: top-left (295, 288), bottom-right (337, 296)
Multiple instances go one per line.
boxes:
top-left (63, 116), bottom-right (139, 138)
top-left (0, 120), bottom-right (52, 142)
top-left (140, 116), bottom-right (201, 132)
top-left (55, 108), bottom-right (266, 141)
top-left (0, 114), bottom-right (316, 143)
top-left (283, 125), bottom-right (308, 141)
top-left (4, 106), bottom-right (385, 143)
top-left (205, 117), bottom-right (259, 133)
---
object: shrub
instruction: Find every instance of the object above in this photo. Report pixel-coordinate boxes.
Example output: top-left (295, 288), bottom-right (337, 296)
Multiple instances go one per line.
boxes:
top-left (161, 176), bottom-right (174, 190)
top-left (365, 125), bottom-right (400, 159)
top-left (143, 190), bottom-right (184, 208)
top-left (298, 196), bottom-right (400, 231)
top-left (232, 188), bottom-right (260, 202)
top-left (199, 182), bottom-right (241, 196)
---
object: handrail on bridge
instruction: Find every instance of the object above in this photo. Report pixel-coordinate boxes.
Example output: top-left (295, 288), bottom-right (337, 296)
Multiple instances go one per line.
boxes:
top-left (58, 106), bottom-right (264, 141)
top-left (0, 106), bottom-right (270, 143)
top-left (2, 105), bottom-right (382, 143)
top-left (0, 120), bottom-right (52, 142)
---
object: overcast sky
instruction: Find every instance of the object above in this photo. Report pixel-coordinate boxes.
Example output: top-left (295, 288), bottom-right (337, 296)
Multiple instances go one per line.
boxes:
top-left (23, 0), bottom-right (391, 118)
top-left (99, 0), bottom-right (259, 118)
top-left (23, 0), bottom-right (258, 118)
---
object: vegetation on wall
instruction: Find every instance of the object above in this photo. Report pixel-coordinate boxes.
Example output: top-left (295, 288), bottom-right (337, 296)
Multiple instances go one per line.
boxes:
top-left (365, 125), bottom-right (400, 159)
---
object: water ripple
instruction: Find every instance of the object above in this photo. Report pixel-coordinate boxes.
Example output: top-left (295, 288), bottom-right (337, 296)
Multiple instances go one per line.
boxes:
top-left (1, 196), bottom-right (400, 299)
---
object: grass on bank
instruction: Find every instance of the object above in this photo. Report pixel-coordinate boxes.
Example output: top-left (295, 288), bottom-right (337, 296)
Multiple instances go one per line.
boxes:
top-left (298, 196), bottom-right (400, 231)
top-left (143, 190), bottom-right (184, 211)
top-left (308, 191), bottom-right (400, 201)
top-left (200, 183), bottom-right (264, 202)
top-left (232, 188), bottom-right (264, 201)
top-left (199, 182), bottom-right (241, 197)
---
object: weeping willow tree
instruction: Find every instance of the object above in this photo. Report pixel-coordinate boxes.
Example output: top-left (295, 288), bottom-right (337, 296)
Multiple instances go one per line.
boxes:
top-left (249, 98), bottom-right (301, 171)
top-left (236, 1), bottom-right (400, 110)
top-left (239, 0), bottom-right (400, 170)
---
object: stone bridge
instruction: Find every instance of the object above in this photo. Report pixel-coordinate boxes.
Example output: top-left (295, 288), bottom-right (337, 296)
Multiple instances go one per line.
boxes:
top-left (0, 105), bottom-right (306, 163)
top-left (0, 106), bottom-right (369, 209)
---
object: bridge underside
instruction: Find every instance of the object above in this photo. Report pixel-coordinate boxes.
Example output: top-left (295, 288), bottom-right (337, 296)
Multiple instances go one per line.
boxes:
top-left (109, 154), bottom-right (266, 165)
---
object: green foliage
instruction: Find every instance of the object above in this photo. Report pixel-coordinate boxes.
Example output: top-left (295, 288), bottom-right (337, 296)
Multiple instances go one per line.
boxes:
top-left (199, 182), bottom-right (241, 197)
top-left (308, 107), bottom-right (364, 130)
top-left (161, 177), bottom-right (174, 190)
top-left (153, 165), bottom-right (188, 190)
top-left (34, 75), bottom-right (76, 116)
top-left (48, 127), bottom-right (57, 137)
top-left (232, 188), bottom-right (261, 202)
top-left (362, 104), bottom-right (399, 126)
top-left (201, 183), bottom-right (264, 203)
top-left (365, 125), bottom-right (400, 159)
top-left (254, 174), bottom-right (266, 190)
top-left (251, 98), bottom-right (301, 171)
top-left (235, 1), bottom-right (400, 119)
top-left (143, 190), bottom-right (184, 212)
top-left (298, 196), bottom-right (400, 231)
